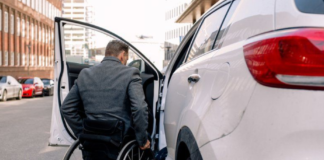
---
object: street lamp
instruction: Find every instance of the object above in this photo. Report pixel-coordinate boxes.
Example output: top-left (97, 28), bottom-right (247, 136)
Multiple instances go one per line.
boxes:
top-left (26, 42), bottom-right (31, 76)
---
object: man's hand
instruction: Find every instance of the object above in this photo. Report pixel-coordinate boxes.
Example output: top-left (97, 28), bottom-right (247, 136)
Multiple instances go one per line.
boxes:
top-left (140, 140), bottom-right (150, 150)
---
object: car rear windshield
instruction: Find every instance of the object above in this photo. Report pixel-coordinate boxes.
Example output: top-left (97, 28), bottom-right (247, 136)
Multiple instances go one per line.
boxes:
top-left (18, 79), bottom-right (34, 84)
top-left (0, 76), bottom-right (6, 83)
top-left (42, 79), bottom-right (50, 85)
top-left (295, 0), bottom-right (324, 14)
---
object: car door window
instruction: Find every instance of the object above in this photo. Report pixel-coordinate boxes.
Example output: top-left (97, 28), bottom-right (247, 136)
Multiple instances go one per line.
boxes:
top-left (214, 0), bottom-right (239, 49)
top-left (186, 3), bottom-right (230, 62)
top-left (0, 76), bottom-right (7, 83)
top-left (63, 24), bottom-right (141, 66)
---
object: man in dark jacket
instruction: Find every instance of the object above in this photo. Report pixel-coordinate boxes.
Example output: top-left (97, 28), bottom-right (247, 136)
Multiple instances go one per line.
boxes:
top-left (61, 40), bottom-right (150, 159)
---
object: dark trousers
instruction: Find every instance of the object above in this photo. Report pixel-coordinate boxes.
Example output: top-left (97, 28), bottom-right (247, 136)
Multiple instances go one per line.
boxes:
top-left (81, 141), bottom-right (119, 160)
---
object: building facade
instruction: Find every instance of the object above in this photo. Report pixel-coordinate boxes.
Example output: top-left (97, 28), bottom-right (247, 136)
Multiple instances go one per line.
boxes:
top-left (62, 0), bottom-right (95, 60)
top-left (164, 0), bottom-right (192, 67)
top-left (0, 0), bottom-right (62, 79)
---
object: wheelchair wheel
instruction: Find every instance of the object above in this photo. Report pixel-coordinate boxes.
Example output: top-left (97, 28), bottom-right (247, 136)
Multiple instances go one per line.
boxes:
top-left (117, 140), bottom-right (154, 160)
top-left (63, 139), bottom-right (83, 160)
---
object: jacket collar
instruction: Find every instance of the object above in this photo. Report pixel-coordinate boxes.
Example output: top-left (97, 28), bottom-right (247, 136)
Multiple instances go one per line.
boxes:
top-left (101, 56), bottom-right (121, 64)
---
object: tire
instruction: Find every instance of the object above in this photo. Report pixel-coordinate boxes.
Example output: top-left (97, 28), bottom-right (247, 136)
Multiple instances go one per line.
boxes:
top-left (16, 89), bottom-right (22, 100)
top-left (1, 90), bottom-right (7, 102)
top-left (63, 139), bottom-right (82, 160)
top-left (31, 90), bottom-right (35, 98)
top-left (41, 90), bottom-right (44, 97)
top-left (117, 140), bottom-right (154, 160)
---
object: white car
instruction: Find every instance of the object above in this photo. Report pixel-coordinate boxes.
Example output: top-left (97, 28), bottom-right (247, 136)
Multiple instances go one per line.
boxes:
top-left (50, 0), bottom-right (324, 159)
top-left (0, 76), bottom-right (23, 101)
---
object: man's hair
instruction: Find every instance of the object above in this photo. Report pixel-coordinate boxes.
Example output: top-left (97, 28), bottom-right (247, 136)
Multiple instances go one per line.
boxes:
top-left (105, 40), bottom-right (129, 57)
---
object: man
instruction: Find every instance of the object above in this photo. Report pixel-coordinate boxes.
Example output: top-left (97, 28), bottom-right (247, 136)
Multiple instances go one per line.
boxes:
top-left (61, 40), bottom-right (150, 159)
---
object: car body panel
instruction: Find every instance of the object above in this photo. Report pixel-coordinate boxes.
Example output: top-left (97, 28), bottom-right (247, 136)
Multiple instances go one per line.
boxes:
top-left (200, 85), bottom-right (324, 160)
top-left (275, 0), bottom-right (324, 30)
top-left (164, 0), bottom-right (276, 159)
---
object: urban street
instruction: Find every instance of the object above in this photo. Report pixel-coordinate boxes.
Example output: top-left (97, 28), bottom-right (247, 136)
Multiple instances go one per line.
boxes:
top-left (0, 97), bottom-right (67, 160)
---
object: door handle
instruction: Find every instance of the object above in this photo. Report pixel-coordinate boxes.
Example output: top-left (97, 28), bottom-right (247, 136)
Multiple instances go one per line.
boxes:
top-left (61, 86), bottom-right (65, 89)
top-left (188, 74), bottom-right (201, 83)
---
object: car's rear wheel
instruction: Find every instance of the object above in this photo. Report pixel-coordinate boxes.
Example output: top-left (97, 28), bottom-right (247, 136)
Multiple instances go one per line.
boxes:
top-left (16, 89), bottom-right (22, 100)
top-left (1, 90), bottom-right (7, 102)
top-left (41, 90), bottom-right (45, 97)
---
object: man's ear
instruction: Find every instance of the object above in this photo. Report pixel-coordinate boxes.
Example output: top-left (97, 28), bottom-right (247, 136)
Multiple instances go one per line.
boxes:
top-left (118, 51), bottom-right (125, 61)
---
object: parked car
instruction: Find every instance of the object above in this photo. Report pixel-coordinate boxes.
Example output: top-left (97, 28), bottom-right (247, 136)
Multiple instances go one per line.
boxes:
top-left (0, 76), bottom-right (22, 101)
top-left (41, 79), bottom-right (54, 96)
top-left (18, 77), bottom-right (44, 98)
top-left (50, 0), bottom-right (324, 159)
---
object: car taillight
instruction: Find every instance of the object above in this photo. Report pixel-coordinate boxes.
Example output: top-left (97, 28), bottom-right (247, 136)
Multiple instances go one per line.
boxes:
top-left (243, 28), bottom-right (324, 90)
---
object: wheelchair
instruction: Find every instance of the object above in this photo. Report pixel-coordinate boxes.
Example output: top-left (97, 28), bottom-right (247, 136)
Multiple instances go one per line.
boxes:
top-left (63, 119), bottom-right (154, 160)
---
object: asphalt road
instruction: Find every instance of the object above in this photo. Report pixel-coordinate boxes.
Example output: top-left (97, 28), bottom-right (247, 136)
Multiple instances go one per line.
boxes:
top-left (0, 96), bottom-right (68, 160)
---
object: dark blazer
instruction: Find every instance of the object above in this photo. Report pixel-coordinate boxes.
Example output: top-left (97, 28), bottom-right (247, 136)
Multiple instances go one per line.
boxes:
top-left (60, 56), bottom-right (148, 146)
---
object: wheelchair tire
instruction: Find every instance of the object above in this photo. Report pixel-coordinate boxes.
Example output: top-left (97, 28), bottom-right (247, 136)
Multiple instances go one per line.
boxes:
top-left (117, 140), bottom-right (154, 160)
top-left (63, 139), bottom-right (83, 160)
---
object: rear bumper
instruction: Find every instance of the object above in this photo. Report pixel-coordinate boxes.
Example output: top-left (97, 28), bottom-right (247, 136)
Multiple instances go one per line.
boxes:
top-left (200, 84), bottom-right (324, 159)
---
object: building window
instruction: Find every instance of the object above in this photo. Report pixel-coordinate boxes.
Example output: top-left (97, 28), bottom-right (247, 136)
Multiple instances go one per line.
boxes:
top-left (35, 25), bottom-right (37, 40)
top-left (43, 0), bottom-right (45, 15)
top-left (4, 51), bottom-right (8, 66)
top-left (17, 17), bottom-right (20, 36)
top-left (10, 52), bottom-right (14, 66)
top-left (36, 0), bottom-right (38, 11)
top-left (26, 21), bottom-right (29, 39)
top-left (17, 53), bottom-right (20, 66)
top-left (0, 10), bottom-right (2, 31)
top-left (22, 53), bottom-right (25, 66)
top-left (10, 14), bottom-right (14, 35)
top-left (27, 0), bottom-right (30, 6)
top-left (22, 19), bottom-right (25, 37)
top-left (4, 12), bottom-right (8, 33)
top-left (22, 0), bottom-right (26, 4)
top-left (31, 23), bottom-right (34, 40)
top-left (39, 26), bottom-right (41, 41)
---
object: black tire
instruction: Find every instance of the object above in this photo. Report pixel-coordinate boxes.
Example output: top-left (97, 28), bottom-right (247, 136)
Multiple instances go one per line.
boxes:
top-left (1, 90), bottom-right (7, 102)
top-left (16, 89), bottom-right (22, 100)
top-left (31, 90), bottom-right (35, 98)
top-left (117, 140), bottom-right (154, 160)
top-left (41, 90), bottom-right (44, 97)
top-left (63, 139), bottom-right (82, 160)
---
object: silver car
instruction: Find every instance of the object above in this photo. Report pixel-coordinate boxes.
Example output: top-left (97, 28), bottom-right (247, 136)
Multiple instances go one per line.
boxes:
top-left (0, 76), bottom-right (23, 101)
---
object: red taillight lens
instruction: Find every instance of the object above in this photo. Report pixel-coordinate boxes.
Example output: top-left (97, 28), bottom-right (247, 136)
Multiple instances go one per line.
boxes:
top-left (243, 28), bottom-right (324, 90)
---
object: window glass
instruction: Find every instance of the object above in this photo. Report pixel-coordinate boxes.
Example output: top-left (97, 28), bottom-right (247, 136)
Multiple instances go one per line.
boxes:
top-left (4, 12), bottom-right (8, 33)
top-left (19, 79), bottom-right (33, 84)
top-left (26, 21), bottom-right (29, 38)
top-left (17, 17), bottom-right (20, 36)
top-left (42, 79), bottom-right (50, 85)
top-left (10, 14), bottom-right (14, 35)
top-left (186, 4), bottom-right (229, 62)
top-left (63, 24), bottom-right (141, 66)
top-left (4, 51), bottom-right (8, 66)
top-left (22, 19), bottom-right (25, 37)
top-left (0, 76), bottom-right (7, 83)
top-left (31, 23), bottom-right (34, 40)
top-left (295, 0), bottom-right (324, 14)
top-left (214, 1), bottom-right (239, 49)
top-left (0, 10), bottom-right (2, 31)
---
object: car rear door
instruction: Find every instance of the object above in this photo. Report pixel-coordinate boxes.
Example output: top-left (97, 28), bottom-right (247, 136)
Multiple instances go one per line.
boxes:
top-left (49, 18), bottom-right (162, 147)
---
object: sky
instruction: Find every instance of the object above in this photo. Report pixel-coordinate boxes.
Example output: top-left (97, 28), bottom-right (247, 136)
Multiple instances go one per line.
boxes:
top-left (90, 0), bottom-right (165, 42)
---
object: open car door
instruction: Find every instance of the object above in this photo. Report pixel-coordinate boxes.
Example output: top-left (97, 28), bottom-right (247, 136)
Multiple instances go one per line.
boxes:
top-left (49, 18), bottom-right (163, 150)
